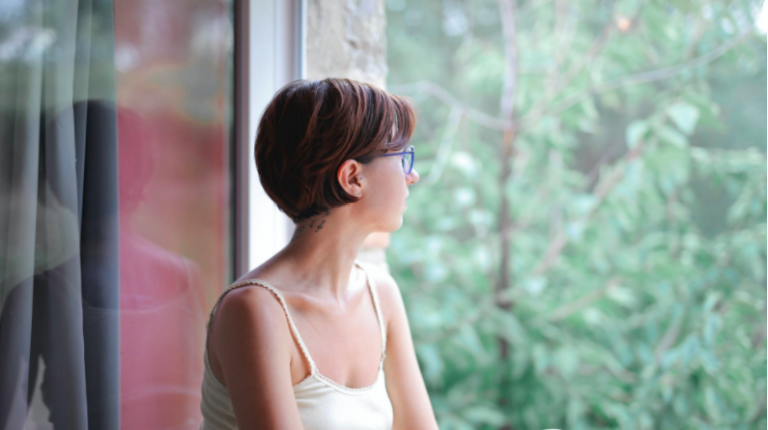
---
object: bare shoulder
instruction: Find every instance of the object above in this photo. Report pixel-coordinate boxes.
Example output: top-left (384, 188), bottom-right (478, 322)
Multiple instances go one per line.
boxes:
top-left (210, 284), bottom-right (292, 383)
top-left (209, 281), bottom-right (305, 428)
top-left (217, 284), bottom-right (287, 321)
top-left (362, 262), bottom-right (407, 322)
top-left (213, 284), bottom-right (291, 343)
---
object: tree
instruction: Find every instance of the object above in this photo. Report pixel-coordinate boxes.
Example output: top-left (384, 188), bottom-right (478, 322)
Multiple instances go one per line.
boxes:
top-left (385, 0), bottom-right (767, 428)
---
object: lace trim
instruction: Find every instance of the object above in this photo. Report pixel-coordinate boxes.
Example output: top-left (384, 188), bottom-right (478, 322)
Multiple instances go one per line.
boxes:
top-left (311, 365), bottom-right (385, 394)
top-left (204, 347), bottom-right (387, 395)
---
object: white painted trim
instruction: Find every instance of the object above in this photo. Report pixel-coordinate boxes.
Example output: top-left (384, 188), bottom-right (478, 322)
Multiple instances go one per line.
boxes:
top-left (233, 0), bottom-right (250, 278)
top-left (299, 0), bottom-right (307, 79)
top-left (235, 0), bottom-right (304, 277)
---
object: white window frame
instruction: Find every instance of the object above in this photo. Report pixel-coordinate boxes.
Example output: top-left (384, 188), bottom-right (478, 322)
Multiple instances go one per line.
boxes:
top-left (234, 0), bottom-right (306, 277)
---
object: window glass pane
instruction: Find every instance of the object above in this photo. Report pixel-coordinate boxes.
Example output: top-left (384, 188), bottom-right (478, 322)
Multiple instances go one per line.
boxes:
top-left (114, 1), bottom-right (233, 428)
top-left (1, 0), bottom-right (232, 428)
top-left (386, 1), bottom-right (766, 428)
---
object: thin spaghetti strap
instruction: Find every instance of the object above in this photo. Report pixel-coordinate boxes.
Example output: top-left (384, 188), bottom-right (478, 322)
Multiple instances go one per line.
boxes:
top-left (356, 261), bottom-right (387, 359)
top-left (206, 278), bottom-right (318, 375)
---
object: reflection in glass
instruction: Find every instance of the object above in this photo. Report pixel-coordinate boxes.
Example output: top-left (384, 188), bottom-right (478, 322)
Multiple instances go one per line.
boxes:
top-left (0, 0), bottom-right (233, 429)
top-left (114, 0), bottom-right (233, 429)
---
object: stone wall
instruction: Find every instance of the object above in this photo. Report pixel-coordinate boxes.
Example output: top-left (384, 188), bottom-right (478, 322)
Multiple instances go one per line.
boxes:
top-left (306, 0), bottom-right (388, 88)
top-left (305, 0), bottom-right (391, 270)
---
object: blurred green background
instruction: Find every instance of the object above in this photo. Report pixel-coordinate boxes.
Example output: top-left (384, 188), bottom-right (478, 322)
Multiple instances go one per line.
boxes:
top-left (385, 0), bottom-right (767, 428)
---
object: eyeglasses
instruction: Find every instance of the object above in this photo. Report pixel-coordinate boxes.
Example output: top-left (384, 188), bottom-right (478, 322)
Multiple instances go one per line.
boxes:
top-left (375, 145), bottom-right (415, 174)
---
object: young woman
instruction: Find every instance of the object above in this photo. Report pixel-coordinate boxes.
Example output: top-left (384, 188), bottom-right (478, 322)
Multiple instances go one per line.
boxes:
top-left (200, 78), bottom-right (440, 430)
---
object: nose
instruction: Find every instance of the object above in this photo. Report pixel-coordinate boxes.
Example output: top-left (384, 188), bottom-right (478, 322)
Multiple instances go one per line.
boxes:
top-left (406, 168), bottom-right (419, 186)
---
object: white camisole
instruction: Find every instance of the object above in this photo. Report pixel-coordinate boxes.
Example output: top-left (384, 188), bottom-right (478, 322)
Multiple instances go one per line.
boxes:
top-left (199, 261), bottom-right (393, 430)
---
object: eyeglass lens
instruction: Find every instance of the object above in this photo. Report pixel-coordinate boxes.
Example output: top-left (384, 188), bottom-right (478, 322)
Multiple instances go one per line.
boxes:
top-left (402, 152), bottom-right (413, 174)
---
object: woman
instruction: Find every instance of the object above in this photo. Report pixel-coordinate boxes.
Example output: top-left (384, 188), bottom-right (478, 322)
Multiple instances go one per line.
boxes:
top-left (200, 78), bottom-right (440, 430)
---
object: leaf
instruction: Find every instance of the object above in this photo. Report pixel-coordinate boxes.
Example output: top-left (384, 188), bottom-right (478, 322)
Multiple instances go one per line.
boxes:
top-left (700, 349), bottom-right (720, 374)
top-left (703, 313), bottom-right (722, 347)
top-left (416, 343), bottom-right (444, 385)
top-left (556, 346), bottom-right (580, 377)
top-left (493, 310), bottom-right (527, 344)
top-left (656, 125), bottom-right (688, 148)
top-left (533, 344), bottom-right (549, 374)
top-left (456, 324), bottom-right (487, 362)
top-left (666, 102), bottom-right (700, 135)
top-left (606, 286), bottom-right (639, 308)
top-left (511, 347), bottom-right (530, 380)
top-left (626, 120), bottom-right (649, 148)
top-left (453, 187), bottom-right (476, 207)
top-left (705, 386), bottom-right (723, 422)
top-left (522, 276), bottom-right (547, 296)
top-left (450, 151), bottom-right (478, 177)
top-left (566, 220), bottom-right (586, 240)
top-left (463, 405), bottom-right (507, 426)
top-left (572, 195), bottom-right (597, 215)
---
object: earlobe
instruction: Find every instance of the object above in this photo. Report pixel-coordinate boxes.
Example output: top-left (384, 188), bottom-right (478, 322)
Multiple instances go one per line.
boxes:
top-left (355, 175), bottom-right (364, 198)
top-left (337, 159), bottom-right (364, 198)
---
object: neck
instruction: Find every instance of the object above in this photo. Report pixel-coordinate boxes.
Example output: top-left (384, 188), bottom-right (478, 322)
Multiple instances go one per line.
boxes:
top-left (275, 208), bottom-right (370, 300)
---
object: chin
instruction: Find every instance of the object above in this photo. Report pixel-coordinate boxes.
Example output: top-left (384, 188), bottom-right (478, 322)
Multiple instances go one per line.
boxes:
top-left (390, 215), bottom-right (405, 231)
top-left (376, 215), bottom-right (404, 233)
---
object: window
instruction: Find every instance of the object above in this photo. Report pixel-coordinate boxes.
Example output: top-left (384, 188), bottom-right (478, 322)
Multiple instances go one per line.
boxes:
top-left (114, 0), bottom-right (234, 427)
top-left (0, 0), bottom-right (301, 428)
top-left (386, 0), bottom-right (767, 428)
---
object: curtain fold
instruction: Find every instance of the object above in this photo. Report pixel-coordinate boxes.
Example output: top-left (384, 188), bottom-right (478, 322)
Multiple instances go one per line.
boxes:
top-left (0, 0), bottom-right (119, 429)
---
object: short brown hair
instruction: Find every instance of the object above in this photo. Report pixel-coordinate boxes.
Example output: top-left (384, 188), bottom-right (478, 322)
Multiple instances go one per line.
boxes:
top-left (254, 78), bottom-right (416, 222)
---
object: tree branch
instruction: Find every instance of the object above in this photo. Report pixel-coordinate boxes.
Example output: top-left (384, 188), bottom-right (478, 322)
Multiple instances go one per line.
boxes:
top-left (530, 144), bottom-right (644, 277)
top-left (389, 81), bottom-right (513, 130)
top-left (502, 186), bottom-right (551, 240)
top-left (415, 301), bottom-right (496, 344)
top-left (516, 32), bottom-right (751, 132)
top-left (390, 32), bottom-right (751, 135)
top-left (545, 277), bottom-right (620, 322)
top-left (654, 307), bottom-right (686, 362)
top-left (422, 107), bottom-right (464, 186)
top-left (496, 0), bottom-right (519, 427)
top-left (548, 0), bottom-right (578, 81)
top-left (496, 0), bottom-right (519, 310)
top-left (525, 8), bottom-right (618, 121)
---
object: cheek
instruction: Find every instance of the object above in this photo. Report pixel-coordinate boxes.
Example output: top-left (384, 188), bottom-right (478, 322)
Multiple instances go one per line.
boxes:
top-left (365, 170), bottom-right (406, 210)
top-left (367, 184), bottom-right (398, 208)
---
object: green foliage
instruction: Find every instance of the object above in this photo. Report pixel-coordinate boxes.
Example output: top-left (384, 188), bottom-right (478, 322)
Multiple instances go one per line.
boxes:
top-left (386, 0), bottom-right (767, 428)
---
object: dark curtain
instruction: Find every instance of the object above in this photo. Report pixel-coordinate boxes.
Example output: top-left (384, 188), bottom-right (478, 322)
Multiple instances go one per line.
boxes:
top-left (0, 0), bottom-right (120, 429)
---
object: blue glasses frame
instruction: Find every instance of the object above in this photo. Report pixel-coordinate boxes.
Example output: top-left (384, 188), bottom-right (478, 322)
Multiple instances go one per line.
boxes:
top-left (375, 145), bottom-right (415, 174)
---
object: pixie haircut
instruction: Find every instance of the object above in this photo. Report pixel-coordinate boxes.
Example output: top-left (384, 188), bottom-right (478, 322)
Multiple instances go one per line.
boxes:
top-left (254, 78), bottom-right (416, 222)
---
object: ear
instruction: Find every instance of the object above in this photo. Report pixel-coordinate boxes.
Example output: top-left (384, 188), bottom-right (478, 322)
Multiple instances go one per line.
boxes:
top-left (337, 159), bottom-right (365, 197)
